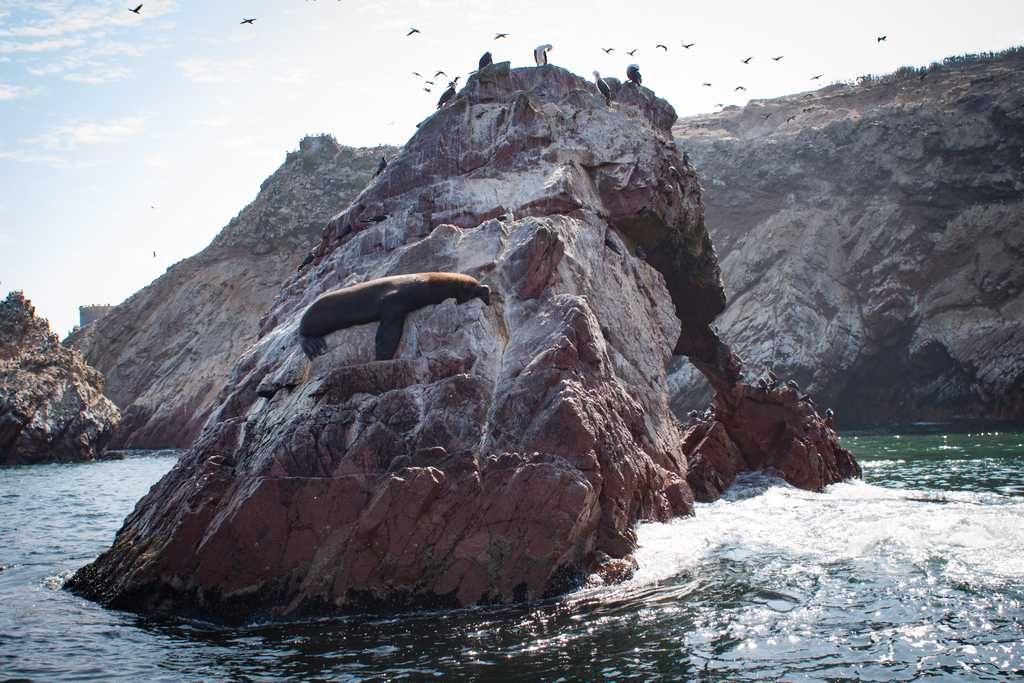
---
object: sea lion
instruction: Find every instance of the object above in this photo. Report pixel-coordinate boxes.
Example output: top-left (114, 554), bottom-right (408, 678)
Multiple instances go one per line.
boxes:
top-left (298, 272), bottom-right (491, 360)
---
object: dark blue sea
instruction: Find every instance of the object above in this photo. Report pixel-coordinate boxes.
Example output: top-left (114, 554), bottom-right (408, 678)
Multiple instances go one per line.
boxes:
top-left (1, 427), bottom-right (1022, 681)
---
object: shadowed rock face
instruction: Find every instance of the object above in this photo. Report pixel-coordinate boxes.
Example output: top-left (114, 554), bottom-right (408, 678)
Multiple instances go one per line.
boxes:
top-left (669, 49), bottom-right (1024, 425)
top-left (66, 136), bottom-right (396, 448)
top-left (0, 292), bottom-right (120, 465)
top-left (68, 63), bottom-right (857, 621)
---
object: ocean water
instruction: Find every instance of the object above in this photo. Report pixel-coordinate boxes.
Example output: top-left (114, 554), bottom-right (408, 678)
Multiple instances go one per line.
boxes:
top-left (1, 427), bottom-right (1022, 681)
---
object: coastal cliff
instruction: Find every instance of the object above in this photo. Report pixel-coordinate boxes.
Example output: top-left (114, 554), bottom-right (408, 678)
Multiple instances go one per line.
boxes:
top-left (669, 48), bottom-right (1024, 424)
top-left (66, 137), bottom-right (395, 448)
top-left (69, 64), bottom-right (857, 620)
top-left (0, 292), bottom-right (121, 465)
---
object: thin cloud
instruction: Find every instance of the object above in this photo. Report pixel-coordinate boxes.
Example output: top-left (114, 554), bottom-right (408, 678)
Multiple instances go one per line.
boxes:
top-left (0, 37), bottom-right (85, 54)
top-left (64, 64), bottom-right (131, 84)
top-left (0, 82), bottom-right (38, 100)
top-left (178, 57), bottom-right (255, 84)
top-left (29, 116), bottom-right (146, 152)
top-left (0, 149), bottom-right (96, 169)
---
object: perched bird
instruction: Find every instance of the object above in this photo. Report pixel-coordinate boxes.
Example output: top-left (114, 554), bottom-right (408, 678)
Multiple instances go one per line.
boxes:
top-left (448, 76), bottom-right (460, 87)
top-left (374, 156), bottom-right (387, 177)
top-left (786, 115), bottom-right (797, 123)
top-left (298, 253), bottom-right (315, 271)
top-left (604, 234), bottom-right (622, 255)
top-left (240, 17), bottom-right (256, 25)
top-left (437, 83), bottom-right (456, 108)
top-left (681, 42), bottom-right (695, 48)
top-left (811, 73), bottom-right (824, 80)
top-left (702, 82), bottom-right (712, 87)
top-left (434, 70), bottom-right (447, 78)
top-left (627, 49), bottom-right (638, 56)
top-left (479, 51), bottom-right (492, 70)
top-left (407, 27), bottom-right (420, 36)
top-left (669, 165), bottom-right (682, 182)
top-left (602, 47), bottom-right (615, 54)
top-left (494, 33), bottom-right (509, 39)
top-left (734, 85), bottom-right (746, 91)
top-left (626, 63), bottom-right (642, 86)
top-left (656, 44), bottom-right (668, 51)
top-left (715, 103), bottom-right (724, 107)
top-left (786, 379), bottom-right (800, 391)
top-left (593, 71), bottom-right (612, 105)
top-left (741, 56), bottom-right (753, 64)
top-left (877, 35), bottom-right (887, 42)
top-left (534, 44), bottom-right (553, 65)
top-left (682, 151), bottom-right (691, 167)
top-left (757, 377), bottom-right (769, 391)
top-left (129, 4), bottom-right (142, 14)
top-left (772, 55), bottom-right (784, 61)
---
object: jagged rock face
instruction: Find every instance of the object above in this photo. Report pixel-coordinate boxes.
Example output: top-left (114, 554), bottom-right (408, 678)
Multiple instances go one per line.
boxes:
top-left (0, 292), bottom-right (121, 465)
top-left (66, 136), bottom-right (395, 448)
top-left (669, 51), bottom-right (1024, 425)
top-left (68, 64), bottom-right (722, 620)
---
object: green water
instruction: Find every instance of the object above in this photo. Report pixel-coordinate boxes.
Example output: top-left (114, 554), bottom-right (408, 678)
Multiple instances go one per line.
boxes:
top-left (1, 428), bottom-right (1022, 681)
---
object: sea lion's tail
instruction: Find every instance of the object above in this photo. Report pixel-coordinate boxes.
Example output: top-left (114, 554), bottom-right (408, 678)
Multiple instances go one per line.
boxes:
top-left (300, 334), bottom-right (327, 359)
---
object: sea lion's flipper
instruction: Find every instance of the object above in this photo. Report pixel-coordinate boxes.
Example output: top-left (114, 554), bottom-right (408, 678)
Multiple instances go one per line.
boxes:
top-left (300, 334), bottom-right (327, 359)
top-left (375, 311), bottom-right (406, 360)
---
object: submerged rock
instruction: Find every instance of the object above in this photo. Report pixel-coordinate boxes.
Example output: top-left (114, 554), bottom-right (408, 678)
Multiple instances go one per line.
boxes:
top-left (69, 64), bottom-right (857, 620)
top-left (0, 292), bottom-right (121, 465)
top-left (66, 136), bottom-right (396, 449)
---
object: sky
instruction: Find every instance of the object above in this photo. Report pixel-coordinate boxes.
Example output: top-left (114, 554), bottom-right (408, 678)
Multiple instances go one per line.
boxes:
top-left (0, 0), bottom-right (1021, 336)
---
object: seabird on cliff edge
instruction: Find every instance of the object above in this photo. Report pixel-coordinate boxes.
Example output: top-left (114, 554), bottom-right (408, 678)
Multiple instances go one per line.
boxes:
top-left (626, 64), bottom-right (642, 86)
top-left (534, 44), bottom-right (553, 65)
top-left (593, 71), bottom-right (612, 105)
top-left (437, 82), bottom-right (456, 109)
top-left (479, 51), bottom-right (493, 70)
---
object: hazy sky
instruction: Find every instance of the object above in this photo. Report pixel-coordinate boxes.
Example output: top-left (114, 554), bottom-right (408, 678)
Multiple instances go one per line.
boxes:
top-left (1, 0), bottom-right (1021, 335)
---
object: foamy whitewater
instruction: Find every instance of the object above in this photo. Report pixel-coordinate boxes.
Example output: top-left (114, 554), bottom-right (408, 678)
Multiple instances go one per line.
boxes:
top-left (1, 428), bottom-right (1021, 680)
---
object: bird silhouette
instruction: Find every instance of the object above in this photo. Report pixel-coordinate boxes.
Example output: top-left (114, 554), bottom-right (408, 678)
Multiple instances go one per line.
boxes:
top-left (407, 27), bottom-right (420, 36)
top-left (656, 44), bottom-right (668, 51)
top-left (152, 250), bottom-right (156, 258)
top-left (412, 71), bottom-right (422, 77)
top-left (627, 49), bottom-right (638, 56)
top-left (772, 55), bottom-right (784, 61)
top-left (437, 83), bottom-right (456, 108)
top-left (478, 51), bottom-right (492, 70)
top-left (626, 64), bottom-right (642, 86)
top-left (681, 42), bottom-right (695, 48)
top-left (129, 4), bottom-right (142, 14)
top-left (425, 80), bottom-right (435, 85)
top-left (494, 33), bottom-right (509, 39)
top-left (811, 73), bottom-right (824, 80)
top-left (762, 113), bottom-right (773, 119)
top-left (734, 85), bottom-right (746, 91)
top-left (786, 115), bottom-right (796, 123)
top-left (240, 18), bottom-right (256, 24)
top-left (741, 57), bottom-right (753, 64)
top-left (374, 156), bottom-right (387, 177)
top-left (877, 35), bottom-right (887, 42)
top-left (434, 70), bottom-right (447, 77)
top-left (602, 47), bottom-right (615, 54)
top-left (702, 82), bottom-right (712, 86)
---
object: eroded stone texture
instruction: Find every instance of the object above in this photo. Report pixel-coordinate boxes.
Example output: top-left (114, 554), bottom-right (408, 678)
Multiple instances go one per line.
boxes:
top-left (66, 136), bottom-right (396, 448)
top-left (0, 292), bottom-right (120, 465)
top-left (69, 63), bottom-right (858, 620)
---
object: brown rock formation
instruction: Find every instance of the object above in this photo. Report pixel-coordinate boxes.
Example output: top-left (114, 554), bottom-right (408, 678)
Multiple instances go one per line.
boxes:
top-left (66, 136), bottom-right (396, 448)
top-left (0, 292), bottom-right (121, 465)
top-left (669, 48), bottom-right (1024, 425)
top-left (68, 64), bottom-right (858, 620)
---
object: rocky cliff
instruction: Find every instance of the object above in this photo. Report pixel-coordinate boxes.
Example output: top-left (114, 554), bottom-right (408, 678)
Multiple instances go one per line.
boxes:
top-left (669, 48), bottom-right (1024, 425)
top-left (66, 136), bottom-right (395, 448)
top-left (68, 64), bottom-right (857, 621)
top-left (0, 292), bottom-right (121, 465)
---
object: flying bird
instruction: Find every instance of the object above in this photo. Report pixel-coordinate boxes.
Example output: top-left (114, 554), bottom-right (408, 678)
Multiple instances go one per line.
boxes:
top-left (437, 83), bottom-right (456, 108)
top-left (423, 87), bottom-right (431, 93)
top-left (626, 63), bottom-right (642, 86)
top-left (681, 42), bottom-right (695, 49)
top-left (434, 70), bottom-right (447, 78)
top-left (593, 71), bottom-right (611, 105)
top-left (479, 51), bottom-right (492, 70)
top-left (772, 55), bottom-right (784, 61)
top-left (656, 44), bottom-right (668, 51)
top-left (602, 47), bottom-right (615, 54)
top-left (152, 250), bottom-right (156, 258)
top-left (534, 44), bottom-right (553, 65)
top-left (811, 73), bottom-right (824, 80)
top-left (425, 80), bottom-right (434, 85)
top-left (734, 85), bottom-right (746, 91)
top-left (494, 33), bottom-right (509, 39)
top-left (407, 27), bottom-right (420, 36)
top-left (129, 4), bottom-right (142, 14)
top-left (702, 82), bottom-right (712, 87)
top-left (741, 57), bottom-right (753, 64)
top-left (240, 18), bottom-right (256, 25)
top-left (412, 71), bottom-right (422, 77)
top-left (627, 49), bottom-right (638, 56)
top-left (877, 35), bottom-right (887, 42)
